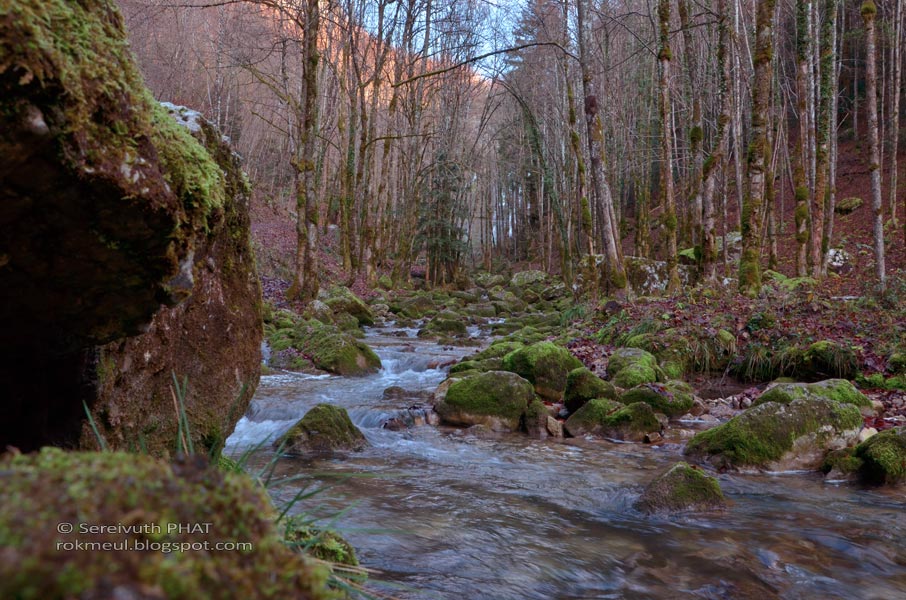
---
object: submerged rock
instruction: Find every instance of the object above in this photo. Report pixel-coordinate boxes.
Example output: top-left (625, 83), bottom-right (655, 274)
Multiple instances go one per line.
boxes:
top-left (635, 462), bottom-right (725, 514)
top-left (0, 448), bottom-right (334, 599)
top-left (434, 371), bottom-right (536, 432)
top-left (684, 398), bottom-right (863, 471)
top-left (276, 404), bottom-right (367, 455)
top-left (564, 399), bottom-right (661, 442)
top-left (564, 367), bottom-right (617, 413)
top-left (502, 341), bottom-right (583, 401)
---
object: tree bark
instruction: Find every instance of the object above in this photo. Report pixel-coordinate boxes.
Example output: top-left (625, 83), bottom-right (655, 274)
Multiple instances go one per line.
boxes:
top-left (658, 0), bottom-right (681, 294)
top-left (862, 0), bottom-right (886, 289)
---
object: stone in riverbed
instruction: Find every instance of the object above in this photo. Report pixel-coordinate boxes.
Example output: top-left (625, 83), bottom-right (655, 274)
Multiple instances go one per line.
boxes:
top-left (755, 379), bottom-right (873, 414)
top-left (320, 285), bottom-right (375, 326)
top-left (853, 426), bottom-right (906, 485)
top-left (564, 400), bottom-right (661, 442)
top-left (635, 462), bottom-right (725, 514)
top-left (620, 381), bottom-right (695, 417)
top-left (564, 367), bottom-right (618, 414)
top-left (502, 341), bottom-right (583, 402)
top-left (276, 404), bottom-right (367, 455)
top-left (684, 397), bottom-right (862, 471)
top-left (434, 371), bottom-right (536, 432)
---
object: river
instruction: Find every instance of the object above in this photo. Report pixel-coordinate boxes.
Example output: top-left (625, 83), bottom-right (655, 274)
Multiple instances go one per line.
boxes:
top-left (225, 326), bottom-right (906, 599)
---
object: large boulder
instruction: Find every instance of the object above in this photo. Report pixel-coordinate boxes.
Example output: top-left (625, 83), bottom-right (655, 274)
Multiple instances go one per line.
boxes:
top-left (608, 347), bottom-right (663, 388)
top-left (756, 379), bottom-right (872, 414)
top-left (684, 398), bottom-right (863, 471)
top-left (502, 341), bottom-right (583, 401)
top-left (853, 427), bottom-right (906, 485)
top-left (564, 399), bottom-right (661, 442)
top-left (510, 270), bottom-right (549, 288)
top-left (278, 320), bottom-right (381, 376)
top-left (623, 256), bottom-right (695, 296)
top-left (635, 462), bottom-right (725, 514)
top-left (434, 371), bottom-right (536, 431)
top-left (564, 367), bottom-right (617, 413)
top-left (275, 404), bottom-right (367, 455)
top-left (0, 448), bottom-right (334, 599)
top-left (620, 381), bottom-right (695, 417)
top-left (1, 1), bottom-right (261, 454)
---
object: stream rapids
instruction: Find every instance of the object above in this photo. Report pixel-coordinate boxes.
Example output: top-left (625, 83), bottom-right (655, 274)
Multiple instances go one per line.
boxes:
top-left (225, 326), bottom-right (906, 599)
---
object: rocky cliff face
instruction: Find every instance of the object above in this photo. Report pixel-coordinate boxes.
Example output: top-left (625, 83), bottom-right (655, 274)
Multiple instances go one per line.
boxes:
top-left (0, 1), bottom-right (261, 454)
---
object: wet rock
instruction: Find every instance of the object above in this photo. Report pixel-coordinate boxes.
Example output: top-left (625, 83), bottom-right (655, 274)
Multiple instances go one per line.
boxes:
top-left (635, 462), bottom-right (725, 514)
top-left (564, 367), bottom-right (618, 413)
top-left (0, 448), bottom-right (334, 598)
top-left (270, 319), bottom-right (380, 376)
top-left (620, 381), bottom-right (695, 417)
top-left (276, 404), bottom-right (367, 455)
top-left (564, 400), bottom-right (661, 442)
top-left (546, 416), bottom-right (564, 438)
top-left (607, 347), bottom-right (664, 389)
top-left (644, 431), bottom-right (663, 444)
top-left (502, 341), bottom-right (583, 402)
top-left (471, 341), bottom-right (525, 361)
top-left (382, 386), bottom-right (434, 403)
top-left (854, 426), bottom-right (906, 485)
top-left (684, 398), bottom-right (863, 471)
top-left (510, 270), bottom-right (549, 288)
top-left (419, 311), bottom-right (468, 338)
top-left (434, 371), bottom-right (536, 432)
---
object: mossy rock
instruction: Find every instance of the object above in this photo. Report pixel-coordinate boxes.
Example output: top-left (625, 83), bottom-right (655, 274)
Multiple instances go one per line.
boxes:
top-left (564, 399), bottom-right (660, 441)
top-left (564, 367), bottom-right (617, 414)
top-left (799, 341), bottom-right (858, 380)
top-left (394, 294), bottom-right (436, 319)
top-left (434, 371), bottom-right (536, 432)
top-left (612, 363), bottom-right (662, 389)
top-left (276, 404), bottom-right (367, 455)
top-left (464, 303), bottom-right (497, 318)
top-left (854, 427), bottom-right (906, 485)
top-left (608, 347), bottom-right (659, 378)
top-left (472, 341), bottom-right (524, 361)
top-left (821, 448), bottom-right (864, 481)
top-left (474, 272), bottom-right (508, 289)
top-left (377, 274), bottom-right (394, 290)
top-left (303, 300), bottom-right (334, 325)
top-left (321, 286), bottom-right (374, 326)
top-left (888, 352), bottom-right (906, 375)
top-left (501, 342), bottom-right (583, 401)
top-left (684, 398), bottom-right (863, 471)
top-left (635, 462), bottom-right (725, 514)
top-left (510, 270), bottom-right (549, 288)
top-left (835, 197), bottom-right (863, 214)
top-left (282, 515), bottom-right (358, 566)
top-left (0, 448), bottom-right (334, 599)
top-left (755, 379), bottom-right (871, 413)
top-left (506, 326), bottom-right (548, 345)
top-left (333, 311), bottom-right (361, 333)
top-left (290, 320), bottom-right (381, 376)
top-left (523, 398), bottom-right (551, 438)
top-left (620, 381), bottom-right (694, 417)
top-left (419, 313), bottom-right (468, 337)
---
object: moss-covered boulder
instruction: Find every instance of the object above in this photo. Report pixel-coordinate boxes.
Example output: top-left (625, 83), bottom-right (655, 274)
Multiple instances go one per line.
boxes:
top-left (448, 357), bottom-right (503, 375)
top-left (853, 427), bottom-right (906, 485)
top-left (472, 341), bottom-right (524, 361)
top-left (502, 342), bottom-right (583, 401)
top-left (276, 404), bottom-right (367, 455)
top-left (510, 270), bottom-right (549, 288)
top-left (321, 286), bottom-right (374, 326)
top-left (434, 371), bottom-right (536, 432)
top-left (684, 398), bottom-right (863, 471)
top-left (0, 448), bottom-right (334, 599)
top-left (608, 347), bottom-right (659, 378)
top-left (889, 352), bottom-right (906, 375)
top-left (275, 320), bottom-right (380, 376)
top-left (564, 400), bottom-right (661, 442)
top-left (419, 310), bottom-right (468, 337)
top-left (635, 462), bottom-right (725, 514)
top-left (394, 294), bottom-right (436, 319)
top-left (756, 379), bottom-right (872, 414)
top-left (564, 367), bottom-right (617, 413)
top-left (620, 381), bottom-right (694, 417)
top-left (1, 1), bottom-right (264, 454)
top-left (799, 341), bottom-right (859, 380)
top-left (835, 196), bottom-right (863, 214)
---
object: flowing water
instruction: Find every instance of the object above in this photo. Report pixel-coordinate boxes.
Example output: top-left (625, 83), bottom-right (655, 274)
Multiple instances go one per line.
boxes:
top-left (226, 327), bottom-right (906, 600)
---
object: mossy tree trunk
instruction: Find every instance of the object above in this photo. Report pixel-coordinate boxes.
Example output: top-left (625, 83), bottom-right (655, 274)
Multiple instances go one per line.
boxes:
top-left (577, 0), bottom-right (627, 296)
top-left (862, 0), bottom-right (886, 290)
top-left (811, 0), bottom-right (836, 277)
top-left (679, 0), bottom-right (703, 251)
top-left (288, 0), bottom-right (322, 303)
top-left (658, 0), bottom-right (681, 295)
top-left (793, 0), bottom-right (811, 278)
top-left (738, 0), bottom-right (777, 296)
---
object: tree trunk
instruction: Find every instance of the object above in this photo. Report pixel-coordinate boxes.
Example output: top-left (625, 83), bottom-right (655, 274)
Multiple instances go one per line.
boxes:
top-left (862, 0), bottom-right (886, 289)
top-left (889, 0), bottom-right (903, 226)
top-left (658, 0), bottom-right (681, 294)
top-left (811, 0), bottom-right (836, 276)
top-left (738, 0), bottom-right (776, 296)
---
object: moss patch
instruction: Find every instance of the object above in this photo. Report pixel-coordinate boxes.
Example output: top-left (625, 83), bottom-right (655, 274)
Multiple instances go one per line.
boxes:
top-left (564, 367), bottom-right (617, 414)
top-left (854, 427), bottom-right (906, 485)
top-left (435, 371), bottom-right (536, 431)
top-left (0, 448), bottom-right (334, 599)
top-left (564, 399), bottom-right (660, 441)
top-left (620, 381), bottom-right (694, 417)
top-left (755, 379), bottom-right (871, 409)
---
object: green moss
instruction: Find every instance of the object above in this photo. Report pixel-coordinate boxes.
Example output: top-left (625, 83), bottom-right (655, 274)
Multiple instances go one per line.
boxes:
top-left (322, 286), bottom-right (374, 326)
top-left (854, 427), bottom-right (906, 485)
top-left (564, 367), bottom-right (617, 413)
top-left (565, 399), bottom-right (660, 441)
top-left (435, 371), bottom-right (536, 430)
top-left (835, 197), bottom-right (863, 215)
top-left (802, 341), bottom-right (858, 379)
top-left (635, 462), bottom-right (725, 514)
top-left (620, 381), bottom-right (694, 417)
top-left (612, 363), bottom-right (660, 388)
top-left (277, 320), bottom-right (380, 376)
top-left (421, 315), bottom-right (468, 337)
top-left (888, 352), bottom-right (906, 375)
top-left (756, 380), bottom-right (870, 409)
top-left (608, 347), bottom-right (659, 377)
top-left (564, 398), bottom-right (624, 435)
top-left (282, 516), bottom-right (358, 566)
top-left (472, 341), bottom-right (524, 361)
top-left (0, 448), bottom-right (334, 599)
top-left (501, 342), bottom-right (583, 401)
top-left (821, 448), bottom-right (864, 476)
top-left (685, 398), bottom-right (862, 469)
top-left (276, 404), bottom-right (366, 455)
